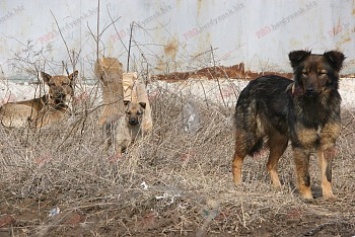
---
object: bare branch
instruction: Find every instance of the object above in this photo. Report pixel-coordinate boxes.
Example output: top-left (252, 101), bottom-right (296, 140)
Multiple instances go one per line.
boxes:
top-left (62, 60), bottom-right (69, 75)
top-left (100, 17), bottom-right (121, 38)
top-left (87, 1), bottom-right (121, 59)
top-left (107, 7), bottom-right (128, 52)
top-left (50, 10), bottom-right (75, 71)
top-left (96, 0), bottom-right (100, 61)
top-left (127, 22), bottom-right (135, 71)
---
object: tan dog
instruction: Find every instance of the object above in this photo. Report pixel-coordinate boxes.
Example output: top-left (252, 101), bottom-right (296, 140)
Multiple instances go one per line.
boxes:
top-left (123, 73), bottom-right (153, 133)
top-left (95, 57), bottom-right (125, 125)
top-left (124, 100), bottom-right (146, 129)
top-left (0, 71), bottom-right (77, 129)
top-left (113, 100), bottom-right (147, 153)
top-left (94, 57), bottom-right (127, 155)
top-left (112, 73), bottom-right (153, 154)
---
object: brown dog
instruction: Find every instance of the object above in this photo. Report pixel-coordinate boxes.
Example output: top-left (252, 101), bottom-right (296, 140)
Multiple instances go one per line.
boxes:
top-left (107, 100), bottom-right (147, 154)
top-left (121, 100), bottom-right (146, 150)
top-left (0, 71), bottom-right (78, 129)
top-left (123, 73), bottom-right (153, 133)
top-left (95, 57), bottom-right (125, 126)
top-left (94, 57), bottom-right (127, 154)
top-left (232, 50), bottom-right (344, 200)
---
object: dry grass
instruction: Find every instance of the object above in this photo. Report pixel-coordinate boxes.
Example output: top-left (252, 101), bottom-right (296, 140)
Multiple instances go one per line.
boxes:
top-left (0, 83), bottom-right (354, 237)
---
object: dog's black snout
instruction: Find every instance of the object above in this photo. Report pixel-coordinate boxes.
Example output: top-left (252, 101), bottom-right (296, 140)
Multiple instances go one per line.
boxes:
top-left (305, 85), bottom-right (316, 93)
top-left (129, 118), bottom-right (138, 125)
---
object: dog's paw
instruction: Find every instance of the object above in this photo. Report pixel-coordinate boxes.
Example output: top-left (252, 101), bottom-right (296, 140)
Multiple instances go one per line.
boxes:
top-left (323, 194), bottom-right (337, 202)
top-left (233, 178), bottom-right (243, 187)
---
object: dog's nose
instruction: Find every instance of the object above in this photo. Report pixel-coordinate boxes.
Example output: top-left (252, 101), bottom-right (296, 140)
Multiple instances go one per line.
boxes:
top-left (129, 118), bottom-right (138, 125)
top-left (306, 87), bottom-right (315, 93)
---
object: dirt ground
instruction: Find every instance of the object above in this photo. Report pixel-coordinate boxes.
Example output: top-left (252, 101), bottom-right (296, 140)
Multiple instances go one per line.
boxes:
top-left (0, 80), bottom-right (354, 237)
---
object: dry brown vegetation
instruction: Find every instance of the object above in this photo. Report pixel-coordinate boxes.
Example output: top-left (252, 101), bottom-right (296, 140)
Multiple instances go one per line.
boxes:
top-left (0, 83), bottom-right (354, 237)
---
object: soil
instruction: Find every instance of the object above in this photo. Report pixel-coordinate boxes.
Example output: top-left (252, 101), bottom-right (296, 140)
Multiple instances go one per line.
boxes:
top-left (0, 188), bottom-right (354, 236)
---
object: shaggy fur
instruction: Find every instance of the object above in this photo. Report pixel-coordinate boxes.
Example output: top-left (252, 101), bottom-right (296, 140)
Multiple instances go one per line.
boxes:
top-left (123, 73), bottom-right (153, 133)
top-left (94, 57), bottom-right (129, 155)
top-left (95, 57), bottom-right (125, 126)
top-left (0, 71), bottom-right (77, 129)
top-left (112, 100), bottom-right (147, 153)
top-left (232, 50), bottom-right (345, 200)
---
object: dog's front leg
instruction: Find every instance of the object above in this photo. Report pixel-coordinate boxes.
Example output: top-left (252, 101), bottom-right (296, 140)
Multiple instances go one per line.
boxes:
top-left (317, 148), bottom-right (336, 200)
top-left (292, 148), bottom-right (313, 199)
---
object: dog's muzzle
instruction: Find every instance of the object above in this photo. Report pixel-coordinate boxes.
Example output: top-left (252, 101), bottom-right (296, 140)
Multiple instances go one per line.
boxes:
top-left (305, 87), bottom-right (318, 97)
top-left (129, 118), bottom-right (139, 126)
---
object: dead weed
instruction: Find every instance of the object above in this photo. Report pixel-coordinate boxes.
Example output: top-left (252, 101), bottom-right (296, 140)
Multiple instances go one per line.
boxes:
top-left (0, 87), bottom-right (354, 236)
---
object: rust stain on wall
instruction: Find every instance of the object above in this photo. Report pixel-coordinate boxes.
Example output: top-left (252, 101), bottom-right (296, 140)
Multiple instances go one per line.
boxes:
top-left (155, 58), bottom-right (166, 72)
top-left (164, 38), bottom-right (179, 59)
top-left (197, 0), bottom-right (203, 16)
top-left (152, 63), bottom-right (293, 82)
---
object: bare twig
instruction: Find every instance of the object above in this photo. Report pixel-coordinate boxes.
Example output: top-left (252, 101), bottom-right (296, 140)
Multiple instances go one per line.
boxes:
top-left (197, 80), bottom-right (209, 107)
top-left (62, 61), bottom-right (69, 76)
top-left (50, 10), bottom-right (74, 70)
top-left (127, 22), bottom-right (135, 72)
top-left (210, 45), bottom-right (216, 67)
top-left (96, 0), bottom-right (100, 61)
top-left (86, 2), bottom-right (121, 58)
top-left (210, 46), bottom-right (227, 107)
top-left (107, 7), bottom-right (128, 52)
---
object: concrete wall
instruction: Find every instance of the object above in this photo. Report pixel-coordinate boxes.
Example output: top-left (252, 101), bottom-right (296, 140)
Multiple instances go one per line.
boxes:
top-left (0, 0), bottom-right (354, 80)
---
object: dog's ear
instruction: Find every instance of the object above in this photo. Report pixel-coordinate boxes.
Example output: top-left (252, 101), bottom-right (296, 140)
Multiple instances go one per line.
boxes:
top-left (139, 102), bottom-right (146, 109)
top-left (39, 72), bottom-right (52, 84)
top-left (123, 100), bottom-right (130, 106)
top-left (289, 50), bottom-right (311, 68)
top-left (323, 51), bottom-right (345, 72)
top-left (69, 70), bottom-right (79, 81)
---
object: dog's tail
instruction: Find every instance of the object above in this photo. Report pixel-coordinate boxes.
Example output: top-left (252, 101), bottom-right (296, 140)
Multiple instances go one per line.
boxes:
top-left (234, 94), bottom-right (264, 157)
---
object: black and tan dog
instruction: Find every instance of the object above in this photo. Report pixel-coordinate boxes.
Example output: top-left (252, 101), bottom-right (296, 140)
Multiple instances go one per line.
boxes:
top-left (232, 50), bottom-right (345, 200)
top-left (0, 71), bottom-right (78, 129)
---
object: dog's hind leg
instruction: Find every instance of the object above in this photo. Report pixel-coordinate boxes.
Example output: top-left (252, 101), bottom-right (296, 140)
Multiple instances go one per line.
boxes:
top-left (232, 132), bottom-right (249, 185)
top-left (318, 149), bottom-right (336, 200)
top-left (232, 152), bottom-right (246, 185)
top-left (233, 98), bottom-right (263, 186)
top-left (267, 134), bottom-right (288, 188)
top-left (104, 123), bottom-right (113, 153)
top-left (293, 148), bottom-right (313, 199)
top-left (232, 133), bottom-right (262, 185)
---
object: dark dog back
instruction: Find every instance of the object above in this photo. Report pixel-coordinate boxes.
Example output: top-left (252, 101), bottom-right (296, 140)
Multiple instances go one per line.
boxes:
top-left (234, 75), bottom-right (292, 156)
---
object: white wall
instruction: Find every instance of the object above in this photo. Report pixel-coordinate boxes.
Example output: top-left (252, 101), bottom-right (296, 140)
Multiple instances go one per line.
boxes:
top-left (0, 0), bottom-right (354, 80)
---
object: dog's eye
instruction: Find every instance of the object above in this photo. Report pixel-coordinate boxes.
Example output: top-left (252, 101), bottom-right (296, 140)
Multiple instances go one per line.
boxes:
top-left (126, 111), bottom-right (131, 115)
top-left (302, 71), bottom-right (308, 76)
top-left (137, 111), bottom-right (142, 116)
top-left (319, 71), bottom-right (327, 76)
